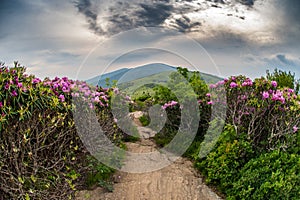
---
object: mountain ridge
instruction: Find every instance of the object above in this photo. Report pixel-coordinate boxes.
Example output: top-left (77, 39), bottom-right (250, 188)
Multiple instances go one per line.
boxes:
top-left (86, 63), bottom-right (222, 87)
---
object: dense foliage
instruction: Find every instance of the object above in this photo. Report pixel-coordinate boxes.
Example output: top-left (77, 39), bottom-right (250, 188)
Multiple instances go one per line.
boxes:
top-left (1, 62), bottom-right (299, 199)
top-left (228, 150), bottom-right (300, 200)
top-left (197, 70), bottom-right (299, 199)
top-left (136, 67), bottom-right (299, 199)
top-left (153, 67), bottom-right (210, 146)
top-left (0, 63), bottom-right (125, 199)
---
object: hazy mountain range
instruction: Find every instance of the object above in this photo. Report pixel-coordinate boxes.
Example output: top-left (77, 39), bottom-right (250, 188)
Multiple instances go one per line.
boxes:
top-left (86, 63), bottom-right (222, 87)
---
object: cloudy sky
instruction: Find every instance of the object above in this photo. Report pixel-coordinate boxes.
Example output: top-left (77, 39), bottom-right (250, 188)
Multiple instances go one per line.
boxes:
top-left (0, 0), bottom-right (299, 80)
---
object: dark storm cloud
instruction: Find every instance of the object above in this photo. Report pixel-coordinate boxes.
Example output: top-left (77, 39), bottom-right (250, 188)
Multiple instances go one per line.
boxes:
top-left (135, 3), bottom-right (173, 26)
top-left (74, 0), bottom-right (263, 36)
top-left (207, 0), bottom-right (256, 6)
top-left (237, 0), bottom-right (255, 6)
top-left (74, 0), bottom-right (104, 35)
top-left (74, 0), bottom-right (174, 35)
top-left (106, 2), bottom-right (174, 34)
top-left (172, 16), bottom-right (201, 33)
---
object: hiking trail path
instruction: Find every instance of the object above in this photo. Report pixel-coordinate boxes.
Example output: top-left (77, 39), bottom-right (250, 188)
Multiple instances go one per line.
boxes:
top-left (76, 111), bottom-right (222, 200)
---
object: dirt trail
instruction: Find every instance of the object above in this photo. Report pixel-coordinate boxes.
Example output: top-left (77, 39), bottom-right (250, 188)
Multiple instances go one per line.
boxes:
top-left (76, 112), bottom-right (222, 200)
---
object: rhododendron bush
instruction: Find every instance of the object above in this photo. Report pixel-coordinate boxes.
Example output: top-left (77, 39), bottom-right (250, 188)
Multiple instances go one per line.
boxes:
top-left (198, 73), bottom-right (300, 199)
top-left (0, 63), bottom-right (125, 199)
top-left (148, 67), bottom-right (299, 199)
top-left (215, 75), bottom-right (300, 151)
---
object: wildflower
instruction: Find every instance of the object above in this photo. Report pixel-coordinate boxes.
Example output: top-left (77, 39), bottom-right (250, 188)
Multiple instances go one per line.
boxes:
top-left (73, 93), bottom-right (80, 97)
top-left (125, 95), bottom-right (131, 101)
top-left (94, 96), bottom-right (100, 102)
top-left (62, 87), bottom-right (70, 93)
top-left (17, 82), bottom-right (23, 88)
top-left (242, 82), bottom-right (248, 86)
top-left (52, 83), bottom-right (59, 89)
top-left (113, 88), bottom-right (119, 94)
top-left (262, 91), bottom-right (269, 99)
top-left (293, 126), bottom-right (298, 133)
top-left (209, 84), bottom-right (216, 89)
top-left (11, 90), bottom-right (18, 97)
top-left (241, 95), bottom-right (247, 100)
top-left (271, 81), bottom-right (277, 88)
top-left (32, 78), bottom-right (41, 84)
top-left (89, 103), bottom-right (94, 109)
top-left (242, 79), bottom-right (253, 87)
top-left (278, 96), bottom-right (285, 104)
top-left (170, 100), bottom-right (178, 106)
top-left (230, 82), bottom-right (238, 88)
top-left (217, 80), bottom-right (225, 85)
top-left (4, 83), bottom-right (10, 90)
top-left (101, 95), bottom-right (108, 102)
top-left (59, 94), bottom-right (65, 102)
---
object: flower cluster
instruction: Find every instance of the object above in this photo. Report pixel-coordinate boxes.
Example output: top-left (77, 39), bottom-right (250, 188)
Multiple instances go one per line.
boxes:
top-left (162, 100), bottom-right (178, 109)
top-left (241, 78), bottom-right (253, 87)
top-left (42, 76), bottom-right (111, 108)
top-left (71, 82), bottom-right (110, 109)
top-left (0, 65), bottom-right (113, 125)
top-left (261, 88), bottom-right (298, 104)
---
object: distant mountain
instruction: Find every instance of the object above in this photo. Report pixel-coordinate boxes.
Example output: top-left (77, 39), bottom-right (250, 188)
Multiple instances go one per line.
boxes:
top-left (86, 63), bottom-right (177, 87)
top-left (86, 68), bottom-right (130, 86)
top-left (86, 63), bottom-right (222, 87)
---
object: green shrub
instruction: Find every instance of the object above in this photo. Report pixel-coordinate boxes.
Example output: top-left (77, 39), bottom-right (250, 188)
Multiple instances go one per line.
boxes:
top-left (228, 150), bottom-right (300, 200)
top-left (139, 114), bottom-right (150, 126)
top-left (85, 156), bottom-right (115, 192)
top-left (195, 125), bottom-right (254, 192)
top-left (266, 68), bottom-right (299, 93)
top-left (153, 67), bottom-right (210, 147)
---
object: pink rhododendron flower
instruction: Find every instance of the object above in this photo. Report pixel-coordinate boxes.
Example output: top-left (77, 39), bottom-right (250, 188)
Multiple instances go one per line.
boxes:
top-left (209, 84), bottom-right (216, 89)
top-left (207, 101), bottom-right (214, 105)
top-left (4, 83), bottom-right (9, 90)
top-left (293, 126), bottom-right (298, 133)
top-left (59, 94), bottom-right (65, 102)
top-left (216, 80), bottom-right (225, 85)
top-left (125, 95), bottom-right (131, 101)
top-left (271, 81), bottom-right (277, 87)
top-left (262, 91), bottom-right (269, 99)
top-left (0, 102), bottom-right (3, 108)
top-left (162, 100), bottom-right (178, 109)
top-left (230, 82), bottom-right (238, 88)
top-left (94, 96), bottom-right (100, 102)
top-left (241, 95), bottom-right (247, 100)
top-left (11, 90), bottom-right (18, 97)
top-left (32, 78), bottom-right (41, 84)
